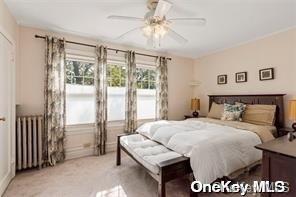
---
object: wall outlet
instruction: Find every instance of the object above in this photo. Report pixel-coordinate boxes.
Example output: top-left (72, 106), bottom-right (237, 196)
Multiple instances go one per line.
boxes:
top-left (83, 143), bottom-right (91, 148)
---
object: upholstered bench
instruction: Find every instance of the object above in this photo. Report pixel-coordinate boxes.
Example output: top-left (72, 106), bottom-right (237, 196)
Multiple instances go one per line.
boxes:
top-left (116, 133), bottom-right (193, 197)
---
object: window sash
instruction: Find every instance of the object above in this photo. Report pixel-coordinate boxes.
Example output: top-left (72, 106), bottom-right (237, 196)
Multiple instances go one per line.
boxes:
top-left (65, 56), bottom-right (95, 86)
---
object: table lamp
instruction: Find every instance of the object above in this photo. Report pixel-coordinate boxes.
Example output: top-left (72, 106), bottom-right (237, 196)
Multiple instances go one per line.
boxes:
top-left (289, 100), bottom-right (296, 131)
top-left (288, 100), bottom-right (296, 141)
top-left (191, 98), bottom-right (200, 117)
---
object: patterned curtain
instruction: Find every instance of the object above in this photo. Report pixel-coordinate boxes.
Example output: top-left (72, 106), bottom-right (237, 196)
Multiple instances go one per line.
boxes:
top-left (156, 57), bottom-right (169, 120)
top-left (125, 51), bottom-right (137, 133)
top-left (44, 36), bottom-right (66, 166)
top-left (94, 46), bottom-right (108, 155)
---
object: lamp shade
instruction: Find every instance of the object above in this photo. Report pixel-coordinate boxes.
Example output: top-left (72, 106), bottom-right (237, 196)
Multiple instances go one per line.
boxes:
top-left (191, 98), bottom-right (200, 111)
top-left (289, 100), bottom-right (296, 121)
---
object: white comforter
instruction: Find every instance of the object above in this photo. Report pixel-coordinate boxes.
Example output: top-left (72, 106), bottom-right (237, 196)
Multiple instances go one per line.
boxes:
top-left (136, 119), bottom-right (262, 184)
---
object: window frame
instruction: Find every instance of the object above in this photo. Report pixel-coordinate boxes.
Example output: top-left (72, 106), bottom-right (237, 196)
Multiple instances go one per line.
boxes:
top-left (136, 62), bottom-right (157, 120)
top-left (106, 59), bottom-right (127, 122)
top-left (65, 53), bottom-right (96, 126)
top-left (136, 65), bottom-right (156, 90)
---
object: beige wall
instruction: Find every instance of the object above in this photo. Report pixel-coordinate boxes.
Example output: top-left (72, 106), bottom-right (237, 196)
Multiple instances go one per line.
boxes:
top-left (193, 28), bottom-right (296, 127)
top-left (0, 0), bottom-right (18, 41)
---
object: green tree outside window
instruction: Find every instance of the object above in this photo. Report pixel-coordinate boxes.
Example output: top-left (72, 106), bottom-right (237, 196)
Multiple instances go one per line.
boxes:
top-left (66, 59), bottom-right (156, 90)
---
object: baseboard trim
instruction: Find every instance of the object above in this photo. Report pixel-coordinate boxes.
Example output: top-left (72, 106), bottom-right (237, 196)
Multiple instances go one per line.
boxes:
top-left (106, 142), bottom-right (116, 153)
top-left (65, 141), bottom-right (116, 160)
top-left (65, 147), bottom-right (94, 160)
top-left (0, 171), bottom-right (13, 196)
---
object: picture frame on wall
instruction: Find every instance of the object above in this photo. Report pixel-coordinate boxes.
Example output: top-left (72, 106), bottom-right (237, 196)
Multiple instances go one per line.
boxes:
top-left (235, 72), bottom-right (247, 83)
top-left (259, 68), bottom-right (274, 81)
top-left (217, 75), bottom-right (227, 85)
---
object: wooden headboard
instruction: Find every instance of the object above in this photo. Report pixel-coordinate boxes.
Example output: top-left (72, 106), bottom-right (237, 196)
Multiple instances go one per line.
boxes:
top-left (208, 94), bottom-right (286, 128)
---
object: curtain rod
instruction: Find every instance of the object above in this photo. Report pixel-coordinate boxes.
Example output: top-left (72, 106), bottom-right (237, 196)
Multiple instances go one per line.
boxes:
top-left (34, 35), bottom-right (172, 61)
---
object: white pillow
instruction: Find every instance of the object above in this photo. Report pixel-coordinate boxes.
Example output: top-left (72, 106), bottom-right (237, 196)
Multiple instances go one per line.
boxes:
top-left (136, 120), bottom-right (169, 138)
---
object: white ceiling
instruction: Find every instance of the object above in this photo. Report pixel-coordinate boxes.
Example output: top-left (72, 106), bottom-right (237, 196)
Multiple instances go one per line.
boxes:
top-left (5, 0), bottom-right (296, 58)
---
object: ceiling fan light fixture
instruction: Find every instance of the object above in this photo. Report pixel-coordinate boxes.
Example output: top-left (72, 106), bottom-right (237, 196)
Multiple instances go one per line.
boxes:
top-left (156, 24), bottom-right (168, 37)
top-left (142, 24), bottom-right (168, 38)
top-left (142, 23), bottom-right (168, 48)
top-left (142, 25), bottom-right (153, 37)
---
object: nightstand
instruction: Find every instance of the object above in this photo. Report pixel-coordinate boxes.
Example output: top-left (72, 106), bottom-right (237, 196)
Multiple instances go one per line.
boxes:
top-left (278, 127), bottom-right (294, 137)
top-left (184, 115), bottom-right (195, 119)
top-left (184, 115), bottom-right (205, 119)
top-left (255, 136), bottom-right (296, 197)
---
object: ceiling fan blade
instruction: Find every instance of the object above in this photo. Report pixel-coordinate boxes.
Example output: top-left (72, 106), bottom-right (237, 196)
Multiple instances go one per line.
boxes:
top-left (116, 26), bottom-right (144, 40)
top-left (154, 0), bottom-right (172, 19)
top-left (107, 15), bottom-right (144, 22)
top-left (167, 28), bottom-right (188, 44)
top-left (168, 18), bottom-right (207, 26)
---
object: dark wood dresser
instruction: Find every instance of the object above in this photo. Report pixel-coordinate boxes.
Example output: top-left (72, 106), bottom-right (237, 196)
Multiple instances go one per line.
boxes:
top-left (256, 136), bottom-right (296, 197)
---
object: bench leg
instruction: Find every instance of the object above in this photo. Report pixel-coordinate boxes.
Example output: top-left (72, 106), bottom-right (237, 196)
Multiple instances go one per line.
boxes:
top-left (189, 173), bottom-right (198, 197)
top-left (158, 182), bottom-right (165, 197)
top-left (116, 136), bottom-right (121, 166)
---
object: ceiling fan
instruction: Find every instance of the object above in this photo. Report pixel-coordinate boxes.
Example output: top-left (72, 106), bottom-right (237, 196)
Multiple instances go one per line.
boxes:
top-left (107, 0), bottom-right (206, 48)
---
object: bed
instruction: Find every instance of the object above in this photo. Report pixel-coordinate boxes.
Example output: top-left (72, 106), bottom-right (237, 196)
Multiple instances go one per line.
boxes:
top-left (116, 94), bottom-right (285, 197)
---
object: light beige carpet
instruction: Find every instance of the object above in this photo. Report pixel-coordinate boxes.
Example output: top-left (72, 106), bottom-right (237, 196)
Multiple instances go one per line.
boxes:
top-left (4, 152), bottom-right (261, 197)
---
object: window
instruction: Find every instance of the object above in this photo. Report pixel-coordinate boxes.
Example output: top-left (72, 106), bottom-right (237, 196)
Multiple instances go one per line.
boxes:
top-left (136, 65), bottom-right (156, 119)
top-left (107, 62), bottom-right (126, 121)
top-left (66, 56), bottom-right (95, 125)
top-left (66, 59), bottom-right (94, 86)
top-left (136, 67), bottom-right (156, 89)
top-left (106, 62), bottom-right (157, 121)
top-left (65, 54), bottom-right (157, 125)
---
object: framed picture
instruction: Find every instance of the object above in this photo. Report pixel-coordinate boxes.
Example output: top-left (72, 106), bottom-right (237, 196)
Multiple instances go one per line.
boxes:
top-left (259, 68), bottom-right (274, 81)
top-left (236, 72), bottom-right (247, 83)
top-left (217, 75), bottom-right (227, 85)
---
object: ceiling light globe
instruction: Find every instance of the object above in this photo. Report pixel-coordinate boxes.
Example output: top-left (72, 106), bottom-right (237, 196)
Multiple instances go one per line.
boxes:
top-left (142, 26), bottom-right (152, 37)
